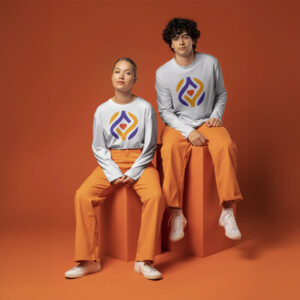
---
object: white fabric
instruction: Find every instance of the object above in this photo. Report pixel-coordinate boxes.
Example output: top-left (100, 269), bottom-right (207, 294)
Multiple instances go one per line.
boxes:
top-left (92, 97), bottom-right (157, 182)
top-left (156, 52), bottom-right (227, 138)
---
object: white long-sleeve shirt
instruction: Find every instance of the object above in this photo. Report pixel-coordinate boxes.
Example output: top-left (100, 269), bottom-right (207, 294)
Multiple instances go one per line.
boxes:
top-left (92, 97), bottom-right (157, 182)
top-left (156, 52), bottom-right (227, 138)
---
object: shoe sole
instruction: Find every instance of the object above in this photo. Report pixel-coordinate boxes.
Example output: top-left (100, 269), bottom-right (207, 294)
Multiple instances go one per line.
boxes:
top-left (134, 264), bottom-right (163, 280)
top-left (65, 267), bottom-right (101, 279)
top-left (169, 232), bottom-right (185, 242)
top-left (143, 274), bottom-right (163, 280)
top-left (134, 269), bottom-right (162, 280)
top-left (219, 221), bottom-right (241, 240)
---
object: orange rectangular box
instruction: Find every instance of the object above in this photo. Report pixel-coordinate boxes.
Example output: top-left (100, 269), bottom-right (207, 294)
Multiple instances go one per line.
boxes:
top-left (157, 144), bottom-right (236, 257)
top-left (99, 185), bottom-right (161, 261)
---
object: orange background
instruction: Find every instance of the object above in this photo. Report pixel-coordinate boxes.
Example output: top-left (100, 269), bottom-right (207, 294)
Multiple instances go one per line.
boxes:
top-left (1, 0), bottom-right (299, 229)
top-left (0, 1), bottom-right (300, 299)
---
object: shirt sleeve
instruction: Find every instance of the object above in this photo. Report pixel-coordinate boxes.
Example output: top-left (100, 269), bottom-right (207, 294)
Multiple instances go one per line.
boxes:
top-left (92, 113), bottom-right (123, 182)
top-left (210, 60), bottom-right (227, 120)
top-left (156, 71), bottom-right (194, 139)
top-left (124, 106), bottom-right (157, 181)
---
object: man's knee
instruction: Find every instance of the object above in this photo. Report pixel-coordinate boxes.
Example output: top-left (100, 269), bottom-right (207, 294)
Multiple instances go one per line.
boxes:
top-left (161, 136), bottom-right (185, 155)
top-left (214, 138), bottom-right (236, 153)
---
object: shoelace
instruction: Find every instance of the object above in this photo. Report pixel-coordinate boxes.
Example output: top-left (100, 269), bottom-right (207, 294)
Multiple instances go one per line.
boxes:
top-left (71, 264), bottom-right (84, 270)
top-left (143, 264), bottom-right (158, 273)
top-left (72, 261), bottom-right (91, 270)
top-left (168, 210), bottom-right (185, 231)
top-left (224, 209), bottom-right (238, 231)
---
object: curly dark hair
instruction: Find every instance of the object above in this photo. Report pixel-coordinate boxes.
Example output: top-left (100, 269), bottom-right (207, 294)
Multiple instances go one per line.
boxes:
top-left (162, 18), bottom-right (200, 52)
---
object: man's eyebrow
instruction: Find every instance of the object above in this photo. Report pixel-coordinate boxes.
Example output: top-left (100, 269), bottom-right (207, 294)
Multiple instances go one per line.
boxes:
top-left (174, 33), bottom-right (188, 37)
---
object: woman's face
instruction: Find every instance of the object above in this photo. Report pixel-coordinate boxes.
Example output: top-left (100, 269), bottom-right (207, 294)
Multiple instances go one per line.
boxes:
top-left (112, 60), bottom-right (135, 92)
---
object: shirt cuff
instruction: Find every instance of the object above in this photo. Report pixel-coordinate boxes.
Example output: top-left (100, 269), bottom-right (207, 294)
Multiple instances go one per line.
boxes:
top-left (124, 167), bottom-right (145, 182)
top-left (182, 127), bottom-right (195, 139)
top-left (105, 171), bottom-right (124, 183)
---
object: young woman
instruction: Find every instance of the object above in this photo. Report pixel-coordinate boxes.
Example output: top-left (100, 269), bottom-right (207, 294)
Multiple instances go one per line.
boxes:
top-left (65, 58), bottom-right (164, 280)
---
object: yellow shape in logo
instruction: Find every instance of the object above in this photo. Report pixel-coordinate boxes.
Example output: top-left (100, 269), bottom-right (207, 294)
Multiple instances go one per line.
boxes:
top-left (110, 112), bottom-right (119, 124)
top-left (176, 79), bottom-right (185, 93)
top-left (115, 112), bottom-right (138, 140)
top-left (183, 78), bottom-right (203, 107)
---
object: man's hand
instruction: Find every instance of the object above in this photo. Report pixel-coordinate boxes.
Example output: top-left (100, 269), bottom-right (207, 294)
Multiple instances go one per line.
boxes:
top-left (120, 176), bottom-right (136, 186)
top-left (205, 118), bottom-right (222, 127)
top-left (187, 130), bottom-right (209, 146)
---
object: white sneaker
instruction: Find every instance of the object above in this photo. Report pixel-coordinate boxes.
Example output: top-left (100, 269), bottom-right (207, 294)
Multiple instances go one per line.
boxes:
top-left (168, 209), bottom-right (187, 242)
top-left (219, 207), bottom-right (242, 240)
top-left (134, 261), bottom-right (162, 280)
top-left (65, 261), bottom-right (101, 279)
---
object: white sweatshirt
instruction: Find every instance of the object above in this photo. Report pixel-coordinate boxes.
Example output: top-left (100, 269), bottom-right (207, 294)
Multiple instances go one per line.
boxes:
top-left (156, 52), bottom-right (227, 138)
top-left (92, 97), bottom-right (157, 182)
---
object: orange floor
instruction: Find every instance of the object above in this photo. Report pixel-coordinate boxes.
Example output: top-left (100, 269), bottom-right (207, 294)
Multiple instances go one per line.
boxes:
top-left (1, 219), bottom-right (299, 300)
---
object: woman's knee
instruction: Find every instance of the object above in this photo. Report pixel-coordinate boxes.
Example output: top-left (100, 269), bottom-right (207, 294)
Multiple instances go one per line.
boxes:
top-left (74, 187), bottom-right (93, 206)
top-left (147, 189), bottom-right (165, 210)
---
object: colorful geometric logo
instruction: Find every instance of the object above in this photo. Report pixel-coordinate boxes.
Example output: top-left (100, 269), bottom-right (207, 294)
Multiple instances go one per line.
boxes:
top-left (109, 110), bottom-right (138, 140)
top-left (176, 77), bottom-right (205, 107)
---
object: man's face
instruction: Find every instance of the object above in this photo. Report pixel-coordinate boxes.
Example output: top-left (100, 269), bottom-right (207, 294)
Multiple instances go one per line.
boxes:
top-left (171, 31), bottom-right (194, 57)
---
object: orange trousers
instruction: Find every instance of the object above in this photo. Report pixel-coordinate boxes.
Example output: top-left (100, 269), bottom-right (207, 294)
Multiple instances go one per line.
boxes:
top-left (161, 125), bottom-right (243, 208)
top-left (74, 149), bottom-right (165, 263)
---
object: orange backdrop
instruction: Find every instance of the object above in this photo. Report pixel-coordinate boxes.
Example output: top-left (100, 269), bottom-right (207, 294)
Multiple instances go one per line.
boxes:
top-left (0, 0), bottom-right (299, 231)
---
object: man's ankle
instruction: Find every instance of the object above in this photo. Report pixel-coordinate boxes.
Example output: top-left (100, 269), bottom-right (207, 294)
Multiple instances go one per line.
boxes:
top-left (222, 200), bottom-right (234, 209)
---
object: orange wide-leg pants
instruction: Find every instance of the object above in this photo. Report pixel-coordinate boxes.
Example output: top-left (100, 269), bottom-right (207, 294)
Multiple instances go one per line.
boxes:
top-left (74, 149), bottom-right (165, 263)
top-left (161, 124), bottom-right (243, 208)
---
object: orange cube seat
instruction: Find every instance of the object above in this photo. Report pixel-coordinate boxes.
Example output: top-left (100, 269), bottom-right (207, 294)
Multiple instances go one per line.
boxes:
top-left (157, 144), bottom-right (236, 257)
top-left (99, 185), bottom-right (161, 261)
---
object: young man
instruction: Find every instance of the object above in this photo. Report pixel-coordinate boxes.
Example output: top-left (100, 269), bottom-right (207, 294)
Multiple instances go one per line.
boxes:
top-left (156, 18), bottom-right (243, 242)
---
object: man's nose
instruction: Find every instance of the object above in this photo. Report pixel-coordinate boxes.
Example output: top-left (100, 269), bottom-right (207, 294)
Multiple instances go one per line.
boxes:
top-left (179, 37), bottom-right (184, 44)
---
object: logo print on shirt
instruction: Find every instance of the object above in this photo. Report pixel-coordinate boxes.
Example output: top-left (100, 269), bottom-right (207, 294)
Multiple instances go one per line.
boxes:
top-left (109, 111), bottom-right (138, 140)
top-left (176, 77), bottom-right (205, 107)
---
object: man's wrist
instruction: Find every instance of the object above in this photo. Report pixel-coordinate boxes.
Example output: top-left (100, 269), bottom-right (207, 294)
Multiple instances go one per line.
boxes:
top-left (185, 128), bottom-right (195, 139)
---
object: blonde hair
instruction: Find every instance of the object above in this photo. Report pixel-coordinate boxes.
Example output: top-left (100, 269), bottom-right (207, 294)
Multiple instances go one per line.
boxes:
top-left (113, 57), bottom-right (137, 80)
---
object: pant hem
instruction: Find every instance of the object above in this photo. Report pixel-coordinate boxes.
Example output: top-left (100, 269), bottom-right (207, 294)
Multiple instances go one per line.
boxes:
top-left (135, 256), bottom-right (155, 263)
top-left (74, 257), bottom-right (100, 262)
top-left (166, 204), bottom-right (181, 209)
top-left (220, 196), bottom-right (243, 205)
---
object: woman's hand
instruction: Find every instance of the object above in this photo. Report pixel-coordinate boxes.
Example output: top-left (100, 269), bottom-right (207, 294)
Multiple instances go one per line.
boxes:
top-left (120, 176), bottom-right (136, 186)
top-left (205, 118), bottom-right (222, 127)
top-left (111, 176), bottom-right (125, 185)
top-left (187, 130), bottom-right (209, 146)
top-left (112, 175), bottom-right (136, 186)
